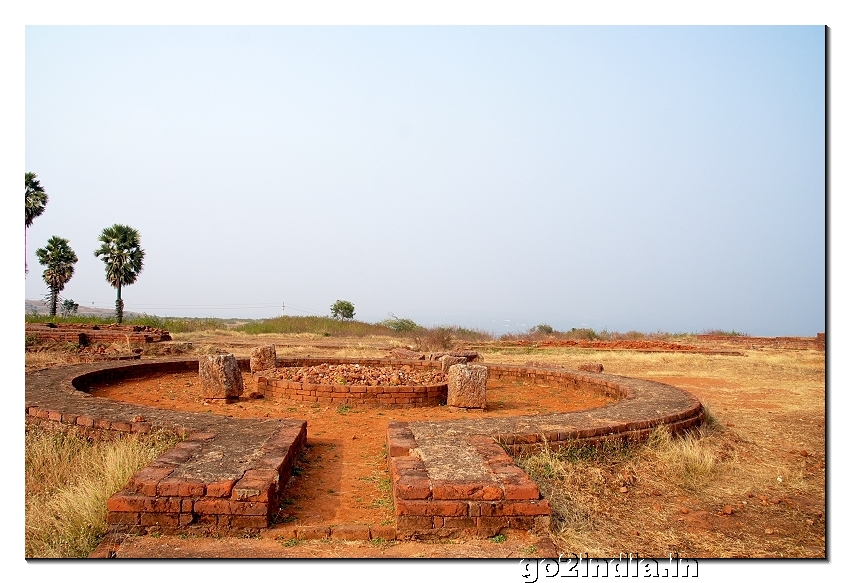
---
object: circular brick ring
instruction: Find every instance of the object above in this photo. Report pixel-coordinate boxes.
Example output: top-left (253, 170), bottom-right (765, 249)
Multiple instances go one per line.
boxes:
top-left (25, 357), bottom-right (704, 540)
top-left (254, 360), bottom-right (448, 407)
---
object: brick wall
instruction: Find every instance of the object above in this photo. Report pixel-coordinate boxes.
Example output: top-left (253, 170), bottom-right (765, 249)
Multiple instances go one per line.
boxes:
top-left (256, 376), bottom-right (446, 407)
top-left (105, 423), bottom-right (307, 534)
top-left (387, 424), bottom-right (550, 539)
top-left (26, 324), bottom-right (172, 344)
top-left (254, 357), bottom-right (448, 407)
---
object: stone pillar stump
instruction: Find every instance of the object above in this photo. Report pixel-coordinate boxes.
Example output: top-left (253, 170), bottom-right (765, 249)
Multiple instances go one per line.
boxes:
top-left (439, 355), bottom-right (467, 373)
top-left (199, 354), bottom-right (244, 400)
top-left (447, 363), bottom-right (488, 409)
top-left (250, 344), bottom-right (277, 373)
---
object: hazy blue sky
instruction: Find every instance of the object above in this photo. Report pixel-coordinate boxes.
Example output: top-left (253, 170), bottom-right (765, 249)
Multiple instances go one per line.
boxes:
top-left (24, 25), bottom-right (825, 335)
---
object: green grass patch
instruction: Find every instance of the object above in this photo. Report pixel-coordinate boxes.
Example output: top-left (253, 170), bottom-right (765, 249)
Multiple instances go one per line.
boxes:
top-left (25, 313), bottom-right (234, 333)
top-left (234, 315), bottom-right (393, 336)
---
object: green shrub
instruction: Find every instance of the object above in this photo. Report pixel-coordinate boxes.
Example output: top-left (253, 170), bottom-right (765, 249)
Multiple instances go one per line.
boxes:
top-left (330, 300), bottom-right (355, 320)
top-left (379, 314), bottom-right (422, 333)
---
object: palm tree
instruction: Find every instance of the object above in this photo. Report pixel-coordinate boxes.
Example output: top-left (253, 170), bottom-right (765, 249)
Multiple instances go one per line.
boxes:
top-left (25, 172), bottom-right (49, 275)
top-left (35, 236), bottom-right (78, 317)
top-left (94, 224), bottom-right (145, 323)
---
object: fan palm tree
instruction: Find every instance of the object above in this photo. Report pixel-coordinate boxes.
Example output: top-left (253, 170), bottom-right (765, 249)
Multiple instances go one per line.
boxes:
top-left (94, 224), bottom-right (145, 323)
top-left (25, 172), bottom-right (49, 275)
top-left (35, 236), bottom-right (78, 317)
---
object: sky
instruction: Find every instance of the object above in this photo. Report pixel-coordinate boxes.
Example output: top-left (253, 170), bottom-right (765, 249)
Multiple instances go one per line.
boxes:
top-left (23, 25), bottom-right (825, 336)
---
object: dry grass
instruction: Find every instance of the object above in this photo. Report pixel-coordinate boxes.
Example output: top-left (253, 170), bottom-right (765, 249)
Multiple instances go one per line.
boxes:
top-left (496, 346), bottom-right (825, 558)
top-left (25, 421), bottom-right (180, 558)
top-left (25, 347), bottom-right (88, 371)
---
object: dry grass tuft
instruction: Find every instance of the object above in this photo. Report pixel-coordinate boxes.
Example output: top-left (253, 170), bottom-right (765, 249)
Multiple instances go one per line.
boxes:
top-left (25, 422), bottom-right (179, 558)
top-left (516, 427), bottom-right (724, 555)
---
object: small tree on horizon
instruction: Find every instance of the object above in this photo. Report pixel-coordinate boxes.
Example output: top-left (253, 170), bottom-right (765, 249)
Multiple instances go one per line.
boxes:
top-left (94, 224), bottom-right (145, 324)
top-left (60, 298), bottom-right (79, 318)
top-left (35, 236), bottom-right (78, 318)
top-left (330, 300), bottom-right (355, 321)
top-left (25, 172), bottom-right (49, 276)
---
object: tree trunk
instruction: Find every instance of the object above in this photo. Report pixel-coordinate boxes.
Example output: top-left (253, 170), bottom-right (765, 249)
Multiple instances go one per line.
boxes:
top-left (115, 285), bottom-right (124, 324)
top-left (49, 288), bottom-right (57, 317)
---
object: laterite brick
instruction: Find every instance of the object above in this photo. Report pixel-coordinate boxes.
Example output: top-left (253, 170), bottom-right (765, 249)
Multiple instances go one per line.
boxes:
top-left (229, 501), bottom-right (270, 516)
top-left (394, 475), bottom-right (431, 500)
top-left (141, 513), bottom-right (179, 527)
top-left (194, 498), bottom-right (232, 515)
top-left (468, 501), bottom-right (497, 517)
top-left (441, 516), bottom-right (477, 529)
top-left (206, 479), bottom-right (236, 498)
top-left (476, 516), bottom-right (510, 537)
top-left (232, 473), bottom-right (276, 502)
top-left (504, 481), bottom-right (540, 501)
top-left (107, 511), bottom-right (140, 526)
top-left (396, 516), bottom-right (435, 532)
top-left (107, 493), bottom-right (147, 513)
top-left (331, 525), bottom-right (371, 541)
top-left (143, 497), bottom-right (181, 513)
top-left (231, 515), bottom-right (268, 529)
top-left (509, 516), bottom-right (535, 530)
top-left (395, 500), bottom-right (467, 517)
top-left (431, 480), bottom-right (503, 501)
top-left (298, 526), bottom-right (331, 540)
top-left (370, 525), bottom-right (396, 540)
top-left (495, 500), bottom-right (551, 516)
top-left (129, 466), bottom-right (174, 496)
top-left (93, 418), bottom-right (111, 430)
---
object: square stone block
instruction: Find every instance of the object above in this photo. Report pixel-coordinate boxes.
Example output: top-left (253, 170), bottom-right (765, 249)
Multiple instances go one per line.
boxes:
top-left (440, 355), bottom-right (467, 373)
top-left (250, 345), bottom-right (277, 373)
top-left (199, 354), bottom-right (244, 400)
top-left (447, 363), bottom-right (488, 409)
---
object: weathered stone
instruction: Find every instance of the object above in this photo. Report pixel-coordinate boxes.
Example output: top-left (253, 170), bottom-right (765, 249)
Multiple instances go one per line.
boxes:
top-left (390, 348), bottom-right (425, 360)
top-left (439, 355), bottom-right (467, 373)
top-left (250, 345), bottom-right (277, 373)
top-left (447, 363), bottom-right (488, 409)
top-left (431, 351), bottom-right (479, 362)
top-left (577, 363), bottom-right (604, 373)
top-left (199, 354), bottom-right (244, 400)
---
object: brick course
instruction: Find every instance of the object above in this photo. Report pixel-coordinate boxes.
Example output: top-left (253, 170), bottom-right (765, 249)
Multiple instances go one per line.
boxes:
top-left (26, 358), bottom-right (307, 536)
